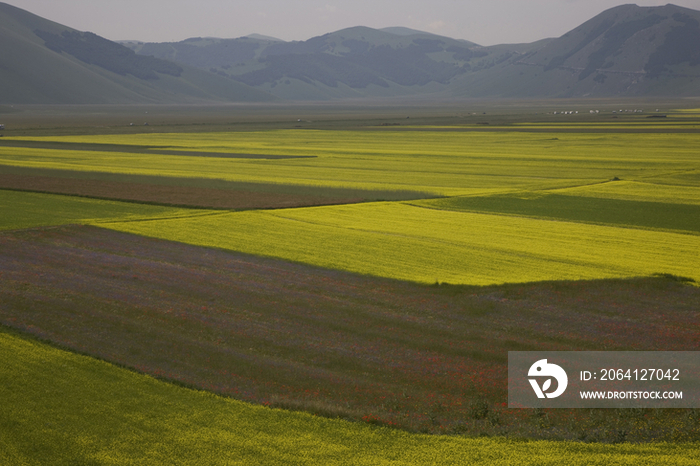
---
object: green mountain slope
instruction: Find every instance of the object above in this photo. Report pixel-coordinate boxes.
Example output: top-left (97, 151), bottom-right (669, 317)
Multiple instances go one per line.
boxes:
top-left (449, 4), bottom-right (700, 98)
top-left (0, 2), bottom-right (277, 104)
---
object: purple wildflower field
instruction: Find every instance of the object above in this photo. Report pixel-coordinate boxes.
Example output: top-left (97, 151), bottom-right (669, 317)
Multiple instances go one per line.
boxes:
top-left (1, 224), bottom-right (699, 440)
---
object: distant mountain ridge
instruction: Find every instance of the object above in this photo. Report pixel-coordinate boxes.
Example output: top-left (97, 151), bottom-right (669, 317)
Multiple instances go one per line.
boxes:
top-left (122, 26), bottom-right (488, 100)
top-left (2, 2), bottom-right (700, 103)
top-left (124, 3), bottom-right (700, 100)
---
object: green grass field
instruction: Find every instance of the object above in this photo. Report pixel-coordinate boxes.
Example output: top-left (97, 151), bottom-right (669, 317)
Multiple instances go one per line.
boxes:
top-left (411, 191), bottom-right (700, 233)
top-left (2, 327), bottom-right (698, 465)
top-left (552, 180), bottom-right (700, 205)
top-left (0, 189), bottom-right (211, 231)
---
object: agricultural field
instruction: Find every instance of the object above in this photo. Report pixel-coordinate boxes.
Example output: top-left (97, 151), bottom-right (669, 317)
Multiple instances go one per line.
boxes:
top-left (0, 167), bottom-right (398, 210)
top-left (410, 190), bottom-right (700, 232)
top-left (0, 189), bottom-right (211, 231)
top-left (2, 129), bottom-right (699, 197)
top-left (1, 224), bottom-right (699, 444)
top-left (103, 201), bottom-right (699, 285)
top-left (1, 107), bottom-right (699, 463)
top-left (4, 327), bottom-right (698, 466)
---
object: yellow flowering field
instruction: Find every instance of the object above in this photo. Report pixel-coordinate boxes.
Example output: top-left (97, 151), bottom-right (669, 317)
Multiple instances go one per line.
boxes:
top-left (103, 202), bottom-right (699, 285)
top-left (2, 130), bottom-right (698, 196)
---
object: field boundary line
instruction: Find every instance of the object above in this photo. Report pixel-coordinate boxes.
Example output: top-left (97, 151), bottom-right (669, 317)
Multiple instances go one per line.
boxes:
top-left (92, 210), bottom-right (230, 225)
top-left (0, 186), bottom-right (243, 211)
top-left (404, 202), bottom-right (700, 237)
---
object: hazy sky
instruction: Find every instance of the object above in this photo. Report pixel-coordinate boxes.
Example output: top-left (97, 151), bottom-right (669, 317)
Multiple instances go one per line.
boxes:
top-left (6, 0), bottom-right (700, 45)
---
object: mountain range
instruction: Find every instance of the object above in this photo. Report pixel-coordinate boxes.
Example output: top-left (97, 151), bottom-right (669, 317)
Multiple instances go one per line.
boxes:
top-left (0, 2), bottom-right (276, 104)
top-left (2, 2), bottom-right (700, 104)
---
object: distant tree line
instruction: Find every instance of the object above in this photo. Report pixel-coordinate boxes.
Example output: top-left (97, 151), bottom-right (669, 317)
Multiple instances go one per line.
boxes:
top-left (35, 30), bottom-right (183, 80)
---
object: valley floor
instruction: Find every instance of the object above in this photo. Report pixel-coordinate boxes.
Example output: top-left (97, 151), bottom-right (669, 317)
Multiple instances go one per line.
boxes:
top-left (1, 103), bottom-right (699, 463)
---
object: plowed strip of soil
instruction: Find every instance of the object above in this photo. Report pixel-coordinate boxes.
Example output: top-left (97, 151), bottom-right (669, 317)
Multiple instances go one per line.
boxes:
top-left (0, 140), bottom-right (314, 159)
top-left (1, 225), bottom-right (698, 440)
top-left (0, 173), bottom-right (362, 209)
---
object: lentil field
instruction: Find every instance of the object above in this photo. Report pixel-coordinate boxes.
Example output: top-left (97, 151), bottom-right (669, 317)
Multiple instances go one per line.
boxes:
top-left (1, 111), bottom-right (699, 464)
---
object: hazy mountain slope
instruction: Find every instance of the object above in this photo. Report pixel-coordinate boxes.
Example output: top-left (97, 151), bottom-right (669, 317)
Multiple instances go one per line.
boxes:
top-left (0, 2), bottom-right (276, 104)
top-left (4, 2), bottom-right (700, 102)
top-left (0, 3), bottom-right (150, 104)
top-left (125, 36), bottom-right (276, 69)
top-left (449, 4), bottom-right (700, 97)
top-left (126, 26), bottom-right (486, 100)
top-left (129, 4), bottom-right (700, 100)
